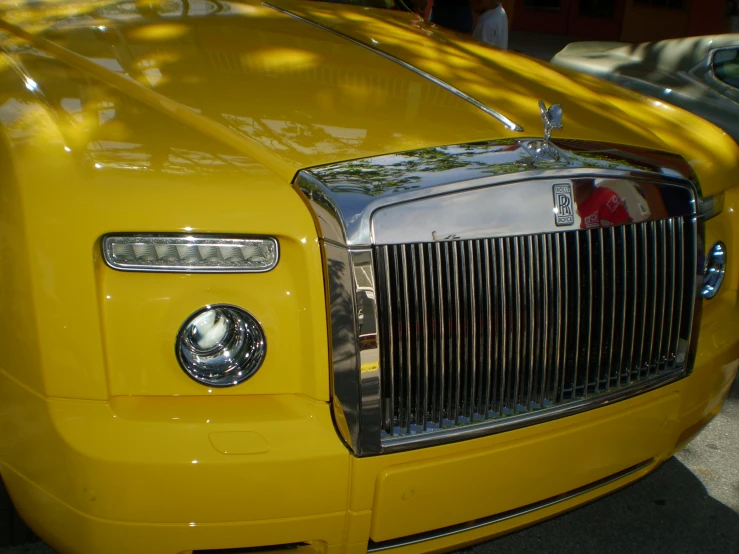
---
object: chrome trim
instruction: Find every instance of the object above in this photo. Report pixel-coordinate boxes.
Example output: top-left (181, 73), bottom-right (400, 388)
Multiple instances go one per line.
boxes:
top-left (298, 139), bottom-right (699, 247)
top-left (262, 2), bottom-right (524, 133)
top-left (377, 216), bottom-right (696, 453)
top-left (325, 245), bottom-right (384, 453)
top-left (555, 234), bottom-right (565, 401)
top-left (323, 243), bottom-right (361, 451)
top-left (627, 225), bottom-right (638, 385)
top-left (401, 246), bottom-right (412, 431)
top-left (367, 458), bottom-right (655, 552)
top-left (702, 241), bottom-right (727, 299)
top-left (295, 172), bottom-right (347, 245)
top-left (175, 304), bottom-right (267, 388)
top-left (664, 219), bottom-right (677, 367)
top-left (647, 221), bottom-right (658, 375)
top-left (572, 232), bottom-right (581, 395)
top-left (102, 234), bottom-right (279, 273)
top-left (381, 373), bottom-right (683, 452)
top-left (371, 176), bottom-right (694, 245)
top-left (704, 46), bottom-right (739, 95)
top-left (673, 218), bottom-right (686, 364)
top-left (296, 139), bottom-right (702, 456)
top-left (607, 227), bottom-right (617, 387)
top-left (353, 249), bottom-right (383, 453)
top-left (380, 247), bottom-right (394, 434)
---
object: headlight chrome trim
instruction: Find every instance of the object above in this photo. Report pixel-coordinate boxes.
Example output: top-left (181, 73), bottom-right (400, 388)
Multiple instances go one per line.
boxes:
top-left (101, 234), bottom-right (279, 273)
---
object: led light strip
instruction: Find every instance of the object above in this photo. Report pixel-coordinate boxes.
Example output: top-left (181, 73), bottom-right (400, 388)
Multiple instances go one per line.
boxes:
top-left (102, 235), bottom-right (279, 273)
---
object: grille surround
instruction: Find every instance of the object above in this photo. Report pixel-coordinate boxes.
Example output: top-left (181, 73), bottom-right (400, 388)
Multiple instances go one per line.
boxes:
top-left (374, 216), bottom-right (697, 449)
top-left (297, 139), bottom-right (706, 456)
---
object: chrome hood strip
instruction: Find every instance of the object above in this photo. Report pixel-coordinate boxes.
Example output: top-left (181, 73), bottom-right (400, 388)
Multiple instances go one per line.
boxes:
top-left (262, 2), bottom-right (524, 133)
top-left (297, 139), bottom-right (700, 247)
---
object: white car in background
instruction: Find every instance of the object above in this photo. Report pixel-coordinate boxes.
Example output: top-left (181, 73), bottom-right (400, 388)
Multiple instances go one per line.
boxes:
top-left (551, 35), bottom-right (739, 144)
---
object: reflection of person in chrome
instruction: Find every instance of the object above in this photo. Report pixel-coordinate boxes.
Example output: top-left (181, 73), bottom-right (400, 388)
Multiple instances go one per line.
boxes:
top-left (573, 178), bottom-right (633, 229)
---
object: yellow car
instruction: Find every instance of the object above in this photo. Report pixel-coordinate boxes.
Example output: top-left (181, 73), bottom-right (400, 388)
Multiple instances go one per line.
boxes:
top-left (0, 0), bottom-right (736, 553)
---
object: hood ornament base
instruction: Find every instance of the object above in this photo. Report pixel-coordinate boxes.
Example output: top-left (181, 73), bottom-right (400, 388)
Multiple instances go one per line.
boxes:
top-left (518, 101), bottom-right (568, 167)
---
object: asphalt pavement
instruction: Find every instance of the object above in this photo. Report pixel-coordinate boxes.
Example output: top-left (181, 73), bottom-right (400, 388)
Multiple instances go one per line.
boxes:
top-left (1, 378), bottom-right (736, 554)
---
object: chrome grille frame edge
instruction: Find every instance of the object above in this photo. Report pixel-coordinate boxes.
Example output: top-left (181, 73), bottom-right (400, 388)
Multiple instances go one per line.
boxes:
top-left (296, 139), bottom-right (705, 457)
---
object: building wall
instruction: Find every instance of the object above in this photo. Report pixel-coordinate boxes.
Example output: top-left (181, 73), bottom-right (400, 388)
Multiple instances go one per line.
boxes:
top-left (687, 0), bottom-right (730, 35)
top-left (621, 0), bottom-right (691, 43)
top-left (620, 0), bottom-right (729, 43)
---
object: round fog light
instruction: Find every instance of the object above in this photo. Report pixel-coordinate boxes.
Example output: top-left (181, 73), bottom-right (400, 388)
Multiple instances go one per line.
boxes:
top-left (702, 242), bottom-right (726, 299)
top-left (176, 305), bottom-right (266, 387)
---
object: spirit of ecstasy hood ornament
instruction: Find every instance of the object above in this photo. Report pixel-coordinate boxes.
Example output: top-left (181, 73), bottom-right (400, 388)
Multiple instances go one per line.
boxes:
top-left (539, 101), bottom-right (563, 143)
top-left (518, 101), bottom-right (567, 167)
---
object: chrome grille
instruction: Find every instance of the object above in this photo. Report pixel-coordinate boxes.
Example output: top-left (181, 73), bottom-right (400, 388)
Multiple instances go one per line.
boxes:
top-left (374, 217), bottom-right (696, 439)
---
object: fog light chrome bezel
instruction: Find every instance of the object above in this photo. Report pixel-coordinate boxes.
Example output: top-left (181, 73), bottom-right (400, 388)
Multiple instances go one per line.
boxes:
top-left (702, 241), bottom-right (726, 300)
top-left (176, 304), bottom-right (267, 387)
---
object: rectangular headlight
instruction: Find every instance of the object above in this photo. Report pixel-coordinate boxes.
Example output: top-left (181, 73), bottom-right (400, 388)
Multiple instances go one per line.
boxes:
top-left (102, 235), bottom-right (279, 273)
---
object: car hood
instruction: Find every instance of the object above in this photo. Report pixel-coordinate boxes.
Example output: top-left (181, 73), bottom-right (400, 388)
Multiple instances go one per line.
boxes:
top-left (0, 0), bottom-right (737, 187)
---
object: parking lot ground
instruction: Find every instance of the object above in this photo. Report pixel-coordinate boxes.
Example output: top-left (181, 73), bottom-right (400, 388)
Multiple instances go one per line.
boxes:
top-left (1, 380), bottom-right (736, 554)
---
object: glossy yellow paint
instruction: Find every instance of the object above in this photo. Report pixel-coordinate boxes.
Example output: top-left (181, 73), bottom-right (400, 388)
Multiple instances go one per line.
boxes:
top-left (266, 0), bottom-right (739, 196)
top-left (0, 1), bottom-right (736, 553)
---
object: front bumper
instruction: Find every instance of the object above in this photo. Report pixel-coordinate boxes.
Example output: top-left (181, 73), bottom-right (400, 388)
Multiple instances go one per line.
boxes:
top-left (1, 296), bottom-right (737, 554)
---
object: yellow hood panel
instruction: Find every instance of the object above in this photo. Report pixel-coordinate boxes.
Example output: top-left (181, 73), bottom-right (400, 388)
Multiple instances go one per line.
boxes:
top-left (0, 0), bottom-right (737, 190)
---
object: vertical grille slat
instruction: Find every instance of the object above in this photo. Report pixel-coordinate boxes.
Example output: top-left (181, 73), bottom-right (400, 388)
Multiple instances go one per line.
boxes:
top-left (375, 216), bottom-right (696, 441)
top-left (637, 224), bottom-right (649, 380)
top-left (572, 232), bottom-right (582, 401)
top-left (606, 227), bottom-right (617, 389)
top-left (426, 243), bottom-right (438, 429)
top-left (473, 241), bottom-right (484, 420)
top-left (435, 243), bottom-right (446, 428)
top-left (379, 246), bottom-right (394, 434)
top-left (499, 239), bottom-right (509, 416)
top-left (527, 236), bottom-right (537, 410)
top-left (595, 229), bottom-right (606, 393)
top-left (458, 242), bottom-right (475, 423)
top-left (616, 225), bottom-right (628, 388)
top-left (418, 246), bottom-right (429, 430)
top-left (452, 243), bottom-right (462, 424)
top-left (646, 221), bottom-right (659, 378)
top-left (653, 220), bottom-right (668, 373)
top-left (537, 235), bottom-right (548, 407)
top-left (626, 225), bottom-right (638, 385)
top-left (483, 240), bottom-right (494, 418)
top-left (444, 242), bottom-right (454, 426)
top-left (401, 246), bottom-right (412, 433)
top-left (584, 231), bottom-right (594, 394)
top-left (512, 237), bottom-right (522, 413)
top-left (663, 219), bottom-right (677, 367)
top-left (556, 233), bottom-right (568, 403)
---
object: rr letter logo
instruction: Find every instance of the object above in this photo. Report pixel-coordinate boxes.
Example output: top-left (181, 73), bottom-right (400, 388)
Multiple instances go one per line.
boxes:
top-left (553, 183), bottom-right (575, 226)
